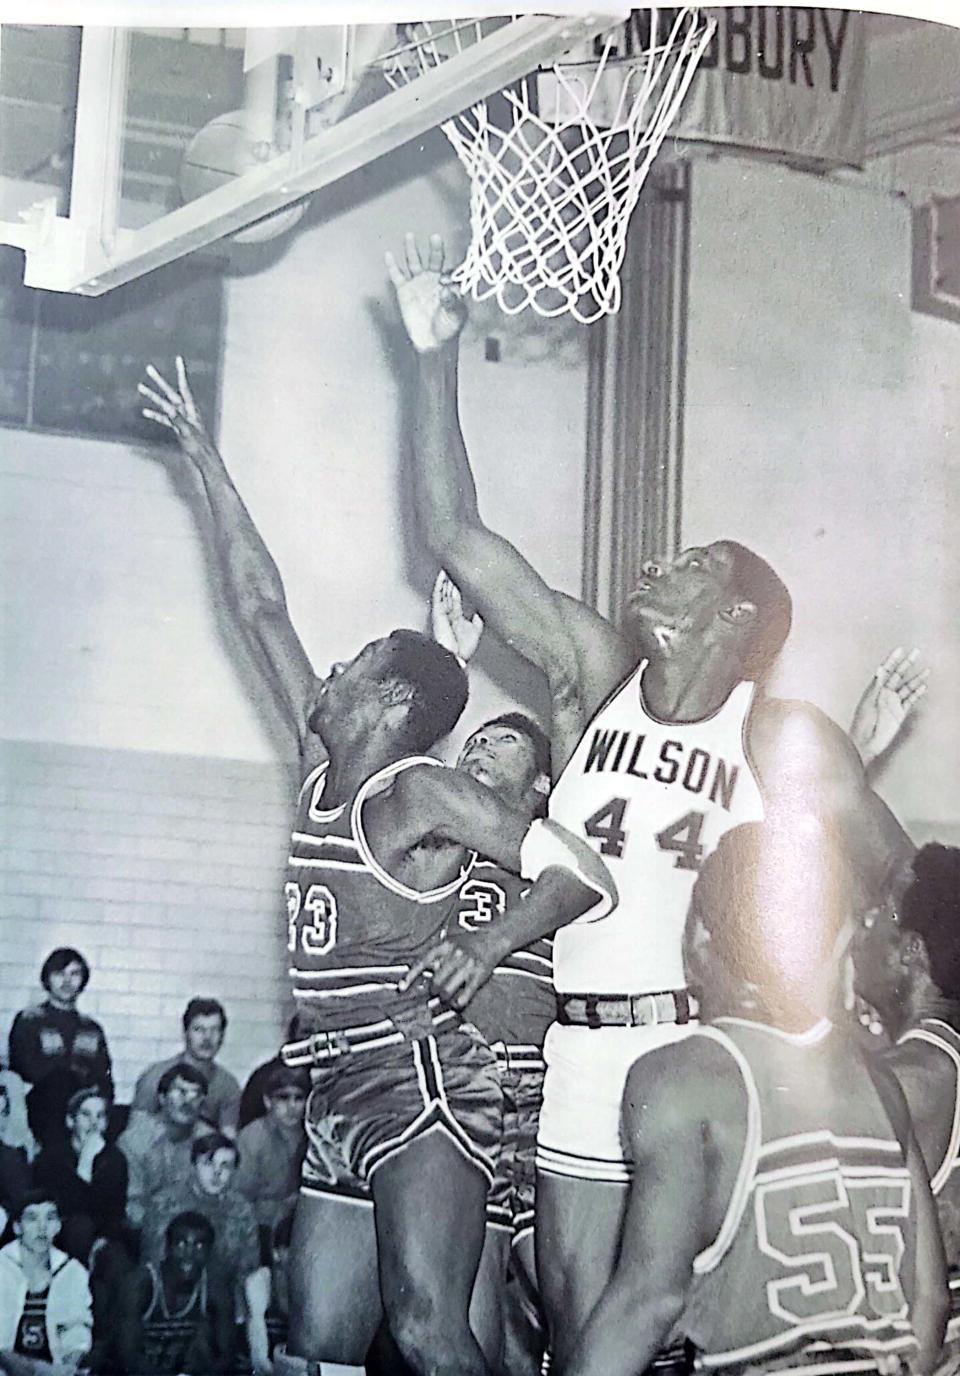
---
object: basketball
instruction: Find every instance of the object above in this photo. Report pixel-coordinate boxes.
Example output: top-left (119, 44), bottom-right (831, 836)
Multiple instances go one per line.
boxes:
top-left (178, 112), bottom-right (308, 246)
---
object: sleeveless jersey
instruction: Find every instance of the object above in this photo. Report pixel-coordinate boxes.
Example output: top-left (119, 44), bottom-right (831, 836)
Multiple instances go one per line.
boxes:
top-left (14, 1289), bottom-right (51, 1361)
top-left (677, 1018), bottom-right (918, 1371)
top-left (452, 861), bottom-right (555, 1050)
top-left (548, 661), bottom-right (763, 994)
top-left (896, 1017), bottom-right (960, 1330)
top-left (141, 1263), bottom-right (208, 1373)
top-left (286, 758), bottom-right (474, 1031)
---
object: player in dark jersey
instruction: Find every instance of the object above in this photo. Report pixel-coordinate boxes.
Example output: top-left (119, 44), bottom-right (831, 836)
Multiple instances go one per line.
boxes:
top-left (115, 1212), bottom-right (235, 1375)
top-left (852, 843), bottom-right (960, 1368)
top-left (139, 361), bottom-right (616, 1376)
top-left (558, 821), bottom-right (947, 1376)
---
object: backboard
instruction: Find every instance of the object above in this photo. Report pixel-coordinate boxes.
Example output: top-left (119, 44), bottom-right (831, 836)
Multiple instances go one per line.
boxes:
top-left (0, 15), bottom-right (630, 296)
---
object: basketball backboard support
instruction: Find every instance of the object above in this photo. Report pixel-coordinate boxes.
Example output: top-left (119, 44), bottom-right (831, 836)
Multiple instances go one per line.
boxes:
top-left (0, 14), bottom-right (629, 296)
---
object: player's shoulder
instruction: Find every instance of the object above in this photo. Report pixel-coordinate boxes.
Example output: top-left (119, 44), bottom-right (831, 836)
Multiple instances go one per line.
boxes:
top-left (748, 693), bottom-right (861, 780)
top-left (623, 1033), bottom-right (746, 1135)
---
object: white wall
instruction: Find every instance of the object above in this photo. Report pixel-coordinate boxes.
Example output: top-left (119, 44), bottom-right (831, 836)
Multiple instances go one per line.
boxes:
top-left (1, 133), bottom-right (589, 763)
top-left (683, 155), bottom-right (960, 839)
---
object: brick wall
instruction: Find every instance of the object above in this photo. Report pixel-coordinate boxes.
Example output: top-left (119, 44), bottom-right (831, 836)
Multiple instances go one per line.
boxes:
top-left (1, 738), bottom-right (298, 1101)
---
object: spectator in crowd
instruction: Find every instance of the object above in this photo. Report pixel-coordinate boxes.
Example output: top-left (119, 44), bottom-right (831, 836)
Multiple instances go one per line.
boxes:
top-left (118, 1062), bottom-right (208, 1230)
top-left (113, 1211), bottom-right (235, 1376)
top-left (236, 1018), bottom-right (298, 1131)
top-left (34, 1088), bottom-right (127, 1262)
top-left (8, 950), bottom-right (112, 1095)
top-left (262, 1208), bottom-right (295, 1367)
top-left (235, 1063), bottom-right (307, 1250)
top-left (141, 1132), bottom-right (270, 1375)
top-left (133, 999), bottom-right (240, 1134)
top-left (0, 1190), bottom-right (92, 1372)
top-left (0, 1081), bottom-right (32, 1241)
top-left (0, 1073), bottom-right (37, 1165)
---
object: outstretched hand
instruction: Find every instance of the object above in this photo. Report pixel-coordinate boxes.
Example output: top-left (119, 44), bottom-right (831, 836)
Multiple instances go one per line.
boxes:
top-left (386, 232), bottom-right (468, 353)
top-left (139, 356), bottom-right (214, 460)
top-left (431, 570), bottom-right (484, 665)
top-left (849, 647), bottom-right (928, 768)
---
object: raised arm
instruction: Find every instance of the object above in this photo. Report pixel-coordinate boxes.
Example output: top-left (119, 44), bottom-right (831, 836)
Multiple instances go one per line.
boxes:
top-left (140, 359), bottom-right (319, 755)
top-left (388, 234), bottom-right (632, 738)
top-left (848, 647), bottom-right (927, 772)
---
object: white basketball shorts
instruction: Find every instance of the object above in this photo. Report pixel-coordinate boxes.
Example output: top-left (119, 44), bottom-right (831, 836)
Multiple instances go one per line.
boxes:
top-left (535, 1020), bottom-right (695, 1183)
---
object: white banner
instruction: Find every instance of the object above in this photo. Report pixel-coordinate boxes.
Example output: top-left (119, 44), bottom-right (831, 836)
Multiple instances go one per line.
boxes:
top-left (673, 8), bottom-right (865, 165)
top-left (554, 8), bottom-right (867, 168)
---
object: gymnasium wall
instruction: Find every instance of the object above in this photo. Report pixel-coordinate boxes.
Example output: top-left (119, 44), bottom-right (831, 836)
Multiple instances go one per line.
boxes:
top-left (682, 155), bottom-right (960, 844)
top-left (0, 134), bottom-right (589, 1094)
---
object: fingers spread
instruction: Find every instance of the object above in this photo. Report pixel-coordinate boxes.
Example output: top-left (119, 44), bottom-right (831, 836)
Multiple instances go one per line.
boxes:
top-left (144, 364), bottom-right (180, 405)
top-left (138, 383), bottom-right (176, 417)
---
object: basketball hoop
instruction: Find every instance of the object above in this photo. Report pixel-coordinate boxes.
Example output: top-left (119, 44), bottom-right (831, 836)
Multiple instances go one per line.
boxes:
top-left (380, 9), bottom-right (715, 324)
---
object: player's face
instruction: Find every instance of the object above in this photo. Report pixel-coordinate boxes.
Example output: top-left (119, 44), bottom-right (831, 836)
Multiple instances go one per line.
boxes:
top-left (311, 637), bottom-right (396, 729)
top-left (266, 1086), bottom-right (307, 1131)
top-left (457, 725), bottom-right (540, 807)
top-left (194, 1146), bottom-right (237, 1197)
top-left (625, 544), bottom-right (735, 654)
top-left (15, 1202), bottom-right (61, 1253)
top-left (851, 902), bottom-right (909, 1007)
top-left (185, 1013), bottom-right (224, 1062)
top-left (67, 1095), bottom-right (108, 1142)
top-left (160, 1075), bottom-right (205, 1128)
top-left (167, 1225), bottom-right (211, 1279)
top-left (46, 960), bottom-right (85, 1006)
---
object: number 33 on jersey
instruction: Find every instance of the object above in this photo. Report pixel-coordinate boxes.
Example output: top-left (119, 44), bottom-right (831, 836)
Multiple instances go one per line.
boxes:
top-left (547, 662), bottom-right (763, 995)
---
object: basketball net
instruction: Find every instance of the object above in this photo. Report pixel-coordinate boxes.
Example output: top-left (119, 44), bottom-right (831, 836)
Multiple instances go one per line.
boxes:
top-left (382, 9), bottom-right (715, 323)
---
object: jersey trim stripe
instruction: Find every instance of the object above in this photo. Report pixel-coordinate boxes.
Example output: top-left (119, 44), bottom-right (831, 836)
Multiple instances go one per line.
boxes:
top-left (714, 1016), bottom-right (833, 1048)
top-left (291, 832), bottom-right (362, 850)
top-left (351, 756), bottom-right (477, 904)
top-left (299, 762), bottom-right (348, 821)
top-left (691, 1025), bottom-right (761, 1275)
top-left (289, 965), bottom-right (409, 980)
top-left (896, 1022), bottom-right (960, 1193)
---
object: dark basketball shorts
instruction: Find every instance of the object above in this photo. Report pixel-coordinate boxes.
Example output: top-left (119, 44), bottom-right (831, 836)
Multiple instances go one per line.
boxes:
top-left (487, 1045), bottom-right (545, 1242)
top-left (299, 1022), bottom-right (503, 1200)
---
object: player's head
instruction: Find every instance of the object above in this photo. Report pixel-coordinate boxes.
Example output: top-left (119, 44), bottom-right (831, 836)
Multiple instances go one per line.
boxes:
top-left (13, 1190), bottom-right (61, 1254)
top-left (308, 630), bottom-right (468, 752)
top-left (40, 946), bottom-right (90, 1005)
top-left (626, 541), bottom-right (791, 681)
top-left (687, 819), bottom-right (858, 1027)
top-left (852, 843), bottom-right (960, 1022)
top-left (165, 1211), bottom-right (215, 1279)
top-left (457, 712), bottom-right (551, 818)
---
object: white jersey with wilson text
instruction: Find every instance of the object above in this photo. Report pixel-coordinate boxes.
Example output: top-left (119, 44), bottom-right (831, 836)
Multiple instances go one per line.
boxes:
top-left (549, 660), bottom-right (763, 995)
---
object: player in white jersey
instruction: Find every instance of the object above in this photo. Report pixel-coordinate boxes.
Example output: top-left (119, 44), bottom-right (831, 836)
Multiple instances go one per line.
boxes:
top-left (852, 843), bottom-right (960, 1369)
top-left (563, 822), bottom-right (948, 1376)
top-left (388, 231), bottom-right (917, 1366)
